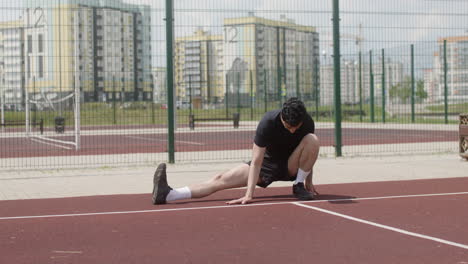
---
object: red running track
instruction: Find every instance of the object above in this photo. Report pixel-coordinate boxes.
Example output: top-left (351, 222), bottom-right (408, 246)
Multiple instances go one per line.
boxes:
top-left (1, 177), bottom-right (467, 263)
top-left (0, 127), bottom-right (457, 158)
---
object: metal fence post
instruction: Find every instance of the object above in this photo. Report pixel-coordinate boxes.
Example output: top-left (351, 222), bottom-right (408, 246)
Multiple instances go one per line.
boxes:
top-left (296, 64), bottom-right (300, 99)
top-left (359, 51), bottom-right (363, 122)
top-left (225, 73), bottom-right (229, 118)
top-left (411, 44), bottom-right (415, 123)
top-left (332, 0), bottom-right (342, 157)
top-left (370, 50), bottom-right (375, 123)
top-left (381, 49), bottom-right (386, 123)
top-left (276, 27), bottom-right (282, 108)
top-left (264, 69), bottom-right (267, 113)
top-left (278, 66), bottom-right (282, 108)
top-left (189, 75), bottom-right (192, 116)
top-left (444, 39), bottom-right (448, 124)
top-left (112, 75), bottom-right (116, 124)
top-left (165, 0), bottom-right (175, 163)
top-left (250, 70), bottom-right (253, 120)
top-left (237, 72), bottom-right (241, 114)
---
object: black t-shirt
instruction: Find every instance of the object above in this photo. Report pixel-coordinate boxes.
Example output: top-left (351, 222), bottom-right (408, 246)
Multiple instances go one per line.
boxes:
top-left (254, 109), bottom-right (315, 160)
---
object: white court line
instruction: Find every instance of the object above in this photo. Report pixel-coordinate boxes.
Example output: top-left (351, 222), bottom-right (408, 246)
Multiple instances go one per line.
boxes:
top-left (125, 135), bottom-right (204, 145)
top-left (30, 138), bottom-right (73, 150)
top-left (293, 202), bottom-right (468, 250)
top-left (1, 191), bottom-right (468, 221)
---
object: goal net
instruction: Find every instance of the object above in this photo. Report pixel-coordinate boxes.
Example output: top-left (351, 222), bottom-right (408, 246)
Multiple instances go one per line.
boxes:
top-left (25, 84), bottom-right (81, 151)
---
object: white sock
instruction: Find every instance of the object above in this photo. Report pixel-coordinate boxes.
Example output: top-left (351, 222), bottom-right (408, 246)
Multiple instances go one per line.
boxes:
top-left (166, 187), bottom-right (192, 202)
top-left (294, 168), bottom-right (310, 185)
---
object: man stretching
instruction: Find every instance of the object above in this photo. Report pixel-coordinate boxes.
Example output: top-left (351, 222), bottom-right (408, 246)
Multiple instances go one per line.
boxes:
top-left (152, 97), bottom-right (320, 205)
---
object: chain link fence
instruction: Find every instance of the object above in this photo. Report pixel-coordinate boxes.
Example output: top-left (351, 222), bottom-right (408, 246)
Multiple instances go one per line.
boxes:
top-left (0, 0), bottom-right (466, 168)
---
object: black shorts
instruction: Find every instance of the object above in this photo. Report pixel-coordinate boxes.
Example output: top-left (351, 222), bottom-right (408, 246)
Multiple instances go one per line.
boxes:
top-left (247, 154), bottom-right (296, 188)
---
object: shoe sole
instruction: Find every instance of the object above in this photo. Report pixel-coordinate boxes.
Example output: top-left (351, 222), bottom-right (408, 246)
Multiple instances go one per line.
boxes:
top-left (293, 184), bottom-right (314, 201)
top-left (152, 163), bottom-right (166, 204)
top-left (295, 195), bottom-right (314, 201)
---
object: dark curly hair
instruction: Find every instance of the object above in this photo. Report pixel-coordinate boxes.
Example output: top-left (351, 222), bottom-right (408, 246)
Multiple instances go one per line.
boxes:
top-left (281, 97), bottom-right (307, 126)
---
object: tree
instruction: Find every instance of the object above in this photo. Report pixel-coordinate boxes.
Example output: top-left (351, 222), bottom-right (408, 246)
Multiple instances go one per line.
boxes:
top-left (415, 80), bottom-right (427, 103)
top-left (389, 76), bottom-right (427, 104)
top-left (389, 76), bottom-right (411, 104)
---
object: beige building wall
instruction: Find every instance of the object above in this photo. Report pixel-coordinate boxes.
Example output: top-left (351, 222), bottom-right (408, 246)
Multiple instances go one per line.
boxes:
top-left (175, 29), bottom-right (224, 104)
top-left (0, 20), bottom-right (25, 105)
top-left (223, 16), bottom-right (319, 104)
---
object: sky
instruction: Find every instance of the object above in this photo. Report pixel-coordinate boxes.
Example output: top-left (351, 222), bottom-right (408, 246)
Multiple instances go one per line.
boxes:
top-left (2, 0), bottom-right (468, 69)
top-left (135, 0), bottom-right (468, 65)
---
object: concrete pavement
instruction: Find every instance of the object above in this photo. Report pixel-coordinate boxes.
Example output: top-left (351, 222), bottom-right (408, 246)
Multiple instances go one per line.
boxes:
top-left (0, 153), bottom-right (466, 201)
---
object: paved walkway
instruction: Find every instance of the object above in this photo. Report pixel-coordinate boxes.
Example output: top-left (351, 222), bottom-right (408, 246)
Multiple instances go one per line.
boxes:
top-left (0, 153), bottom-right (466, 201)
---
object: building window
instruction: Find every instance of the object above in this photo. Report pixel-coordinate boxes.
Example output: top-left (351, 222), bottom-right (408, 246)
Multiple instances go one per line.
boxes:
top-left (27, 56), bottom-right (31, 78)
top-left (38, 56), bottom-right (44, 78)
top-left (38, 34), bottom-right (44, 53)
top-left (27, 35), bottom-right (33, 53)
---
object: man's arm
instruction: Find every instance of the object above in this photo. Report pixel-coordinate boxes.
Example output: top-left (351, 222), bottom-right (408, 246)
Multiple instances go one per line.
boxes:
top-left (227, 144), bottom-right (265, 205)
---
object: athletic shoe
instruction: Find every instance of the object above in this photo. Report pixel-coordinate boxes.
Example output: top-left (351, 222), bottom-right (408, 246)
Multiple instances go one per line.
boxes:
top-left (152, 163), bottom-right (173, 205)
top-left (292, 182), bottom-right (314, 201)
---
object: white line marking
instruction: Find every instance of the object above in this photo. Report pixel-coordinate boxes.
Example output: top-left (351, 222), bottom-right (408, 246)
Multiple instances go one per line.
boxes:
top-left (310, 191), bottom-right (468, 203)
top-left (125, 135), bottom-right (204, 145)
top-left (52, 251), bottom-right (82, 254)
top-left (0, 191), bottom-right (467, 221)
top-left (30, 138), bottom-right (73, 150)
top-left (293, 202), bottom-right (468, 250)
top-left (32, 135), bottom-right (76, 146)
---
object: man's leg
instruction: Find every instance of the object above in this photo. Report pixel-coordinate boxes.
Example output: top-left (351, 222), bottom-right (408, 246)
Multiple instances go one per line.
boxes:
top-left (153, 163), bottom-right (250, 204)
top-left (188, 163), bottom-right (250, 198)
top-left (287, 133), bottom-right (320, 199)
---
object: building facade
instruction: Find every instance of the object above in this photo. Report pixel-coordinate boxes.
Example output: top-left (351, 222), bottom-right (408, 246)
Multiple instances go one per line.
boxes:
top-left (434, 36), bottom-right (468, 103)
top-left (320, 59), bottom-right (403, 106)
top-left (175, 29), bottom-right (224, 106)
top-left (174, 15), bottom-right (320, 106)
top-left (0, 20), bottom-right (25, 107)
top-left (0, 0), bottom-right (153, 106)
top-left (223, 15), bottom-right (320, 105)
top-left (152, 67), bottom-right (167, 104)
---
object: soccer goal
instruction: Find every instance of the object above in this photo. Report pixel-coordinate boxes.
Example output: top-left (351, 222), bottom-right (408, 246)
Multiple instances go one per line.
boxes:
top-left (25, 82), bottom-right (81, 151)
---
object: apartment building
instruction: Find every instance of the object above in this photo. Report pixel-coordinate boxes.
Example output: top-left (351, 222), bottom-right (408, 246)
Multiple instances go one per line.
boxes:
top-left (434, 36), bottom-right (468, 103)
top-left (175, 29), bottom-right (224, 105)
top-left (174, 15), bottom-right (320, 106)
top-left (320, 59), bottom-right (403, 106)
top-left (152, 67), bottom-right (166, 104)
top-left (224, 15), bottom-right (320, 104)
top-left (0, 20), bottom-right (25, 106)
top-left (17, 0), bottom-right (152, 103)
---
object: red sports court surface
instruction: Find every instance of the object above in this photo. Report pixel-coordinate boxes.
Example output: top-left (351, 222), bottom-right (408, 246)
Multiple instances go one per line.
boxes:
top-left (1, 178), bottom-right (467, 263)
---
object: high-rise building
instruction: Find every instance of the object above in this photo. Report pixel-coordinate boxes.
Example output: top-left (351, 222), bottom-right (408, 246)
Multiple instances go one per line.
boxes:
top-left (434, 36), bottom-right (468, 103)
top-left (0, 20), bottom-right (25, 106)
top-left (175, 29), bottom-right (224, 106)
top-left (174, 15), bottom-right (320, 106)
top-left (320, 59), bottom-right (403, 106)
top-left (15, 0), bottom-right (153, 103)
top-left (223, 15), bottom-right (320, 104)
top-left (152, 67), bottom-right (167, 104)
top-left (424, 68), bottom-right (437, 103)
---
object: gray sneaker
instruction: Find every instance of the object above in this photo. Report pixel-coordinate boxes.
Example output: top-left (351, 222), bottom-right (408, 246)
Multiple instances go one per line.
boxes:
top-left (292, 182), bottom-right (314, 201)
top-left (152, 163), bottom-right (173, 205)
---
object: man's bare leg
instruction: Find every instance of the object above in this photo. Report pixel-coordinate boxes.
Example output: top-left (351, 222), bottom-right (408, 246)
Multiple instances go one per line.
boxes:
top-left (152, 163), bottom-right (251, 205)
top-left (287, 133), bottom-right (320, 198)
top-left (288, 133), bottom-right (320, 175)
top-left (188, 163), bottom-right (250, 198)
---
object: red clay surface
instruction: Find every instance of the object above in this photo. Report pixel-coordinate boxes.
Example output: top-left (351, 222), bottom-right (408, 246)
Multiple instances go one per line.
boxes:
top-left (1, 178), bottom-right (467, 263)
top-left (0, 127), bottom-right (457, 158)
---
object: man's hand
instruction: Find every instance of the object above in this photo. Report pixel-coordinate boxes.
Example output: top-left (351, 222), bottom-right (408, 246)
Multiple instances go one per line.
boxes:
top-left (306, 182), bottom-right (319, 196)
top-left (226, 196), bottom-right (253, 205)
